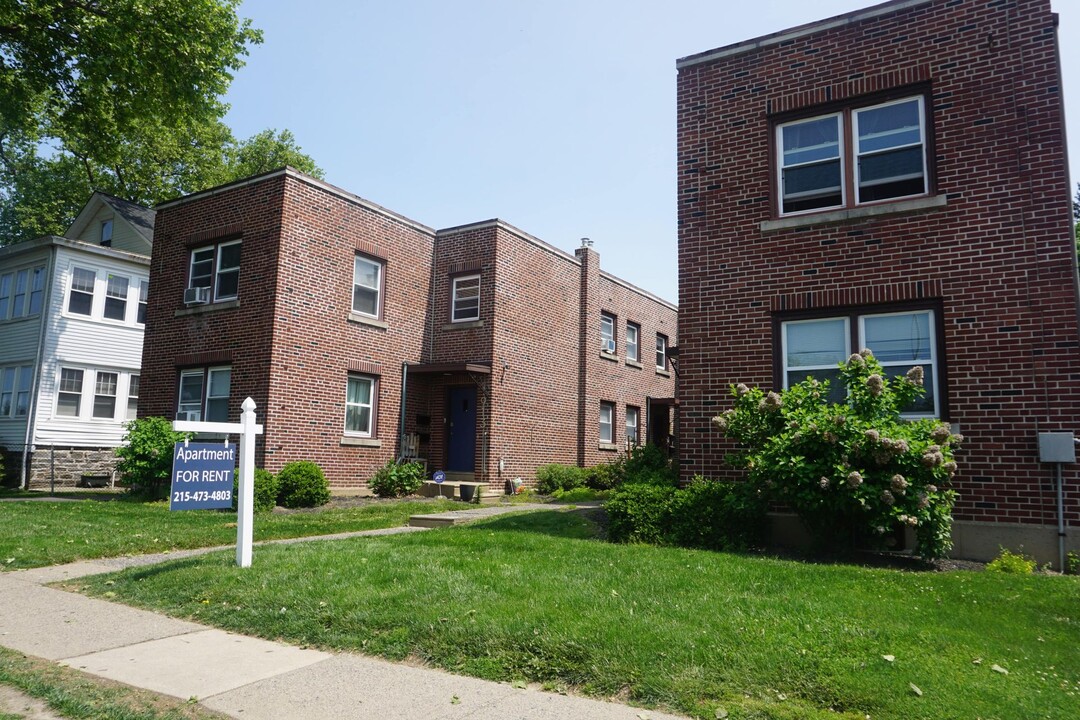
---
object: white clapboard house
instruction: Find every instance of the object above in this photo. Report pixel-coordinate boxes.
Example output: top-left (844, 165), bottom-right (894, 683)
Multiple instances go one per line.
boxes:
top-left (0, 192), bottom-right (152, 488)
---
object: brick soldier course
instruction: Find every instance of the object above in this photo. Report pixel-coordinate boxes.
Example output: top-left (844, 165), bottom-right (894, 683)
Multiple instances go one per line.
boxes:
top-left (141, 169), bottom-right (676, 493)
top-left (675, 0), bottom-right (1080, 564)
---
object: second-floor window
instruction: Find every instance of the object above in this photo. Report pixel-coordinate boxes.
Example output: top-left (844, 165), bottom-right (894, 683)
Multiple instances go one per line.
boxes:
top-left (656, 333), bottom-right (668, 371)
top-left (65, 267), bottom-right (146, 325)
top-left (626, 322), bottom-right (640, 362)
top-left (352, 255), bottom-right (384, 318)
top-left (452, 275), bottom-right (480, 322)
top-left (777, 95), bottom-right (928, 215)
top-left (600, 313), bottom-right (616, 354)
top-left (0, 266), bottom-right (45, 320)
top-left (104, 275), bottom-right (129, 321)
top-left (189, 240), bottom-right (241, 302)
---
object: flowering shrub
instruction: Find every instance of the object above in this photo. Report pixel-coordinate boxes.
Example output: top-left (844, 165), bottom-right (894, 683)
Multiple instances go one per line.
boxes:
top-left (713, 350), bottom-right (960, 559)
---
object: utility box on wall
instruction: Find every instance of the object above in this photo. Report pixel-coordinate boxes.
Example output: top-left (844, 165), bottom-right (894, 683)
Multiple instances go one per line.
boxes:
top-left (1038, 432), bottom-right (1076, 464)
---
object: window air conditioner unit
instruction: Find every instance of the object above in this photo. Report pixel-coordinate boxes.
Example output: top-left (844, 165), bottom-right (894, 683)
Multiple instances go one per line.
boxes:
top-left (184, 286), bottom-right (210, 305)
top-left (175, 411), bottom-right (200, 422)
top-left (603, 339), bottom-right (616, 354)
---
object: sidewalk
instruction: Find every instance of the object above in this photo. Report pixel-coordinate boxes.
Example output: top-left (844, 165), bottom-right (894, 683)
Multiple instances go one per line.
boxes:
top-left (0, 504), bottom-right (686, 720)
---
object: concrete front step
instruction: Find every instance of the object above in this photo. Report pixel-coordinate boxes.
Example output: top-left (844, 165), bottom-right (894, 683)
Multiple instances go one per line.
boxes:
top-left (417, 480), bottom-right (501, 502)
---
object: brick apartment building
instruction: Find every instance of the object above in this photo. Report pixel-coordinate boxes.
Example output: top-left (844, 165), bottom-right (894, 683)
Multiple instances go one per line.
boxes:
top-left (140, 168), bottom-right (676, 494)
top-left (675, 0), bottom-right (1079, 563)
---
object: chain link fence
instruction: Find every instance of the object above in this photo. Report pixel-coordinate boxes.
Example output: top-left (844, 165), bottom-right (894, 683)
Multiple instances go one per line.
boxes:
top-left (1, 444), bottom-right (124, 495)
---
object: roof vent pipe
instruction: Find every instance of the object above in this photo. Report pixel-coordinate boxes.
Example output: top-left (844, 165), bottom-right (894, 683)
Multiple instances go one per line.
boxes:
top-left (580, 237), bottom-right (593, 248)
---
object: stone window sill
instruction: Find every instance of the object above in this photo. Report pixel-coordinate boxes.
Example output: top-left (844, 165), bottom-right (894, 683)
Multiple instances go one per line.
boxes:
top-left (598, 442), bottom-right (619, 451)
top-left (626, 359), bottom-right (643, 369)
top-left (442, 320), bottom-right (484, 331)
top-left (340, 436), bottom-right (382, 448)
top-left (599, 351), bottom-right (619, 362)
top-left (656, 368), bottom-right (671, 378)
top-left (348, 312), bottom-right (389, 329)
top-left (174, 299), bottom-right (240, 317)
top-left (760, 195), bottom-right (947, 233)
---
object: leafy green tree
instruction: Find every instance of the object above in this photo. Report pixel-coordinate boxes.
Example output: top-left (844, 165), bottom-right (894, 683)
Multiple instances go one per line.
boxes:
top-left (115, 417), bottom-right (192, 499)
top-left (713, 350), bottom-right (960, 559)
top-left (0, 1), bottom-right (322, 244)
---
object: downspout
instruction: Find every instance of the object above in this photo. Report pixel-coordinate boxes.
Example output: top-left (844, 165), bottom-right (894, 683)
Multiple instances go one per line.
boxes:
top-left (21, 242), bottom-right (57, 489)
top-left (398, 362), bottom-right (408, 458)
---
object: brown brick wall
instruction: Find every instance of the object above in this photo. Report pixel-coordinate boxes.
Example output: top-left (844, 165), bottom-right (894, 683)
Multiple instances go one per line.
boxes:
top-left (676, 0), bottom-right (1080, 528)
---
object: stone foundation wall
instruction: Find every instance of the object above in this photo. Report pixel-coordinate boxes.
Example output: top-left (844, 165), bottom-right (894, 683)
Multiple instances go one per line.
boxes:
top-left (24, 446), bottom-right (119, 490)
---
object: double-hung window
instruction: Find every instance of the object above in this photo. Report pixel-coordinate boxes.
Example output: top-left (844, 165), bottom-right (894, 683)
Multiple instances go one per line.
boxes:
top-left (56, 368), bottom-right (84, 417)
top-left (780, 308), bottom-right (940, 417)
top-left (353, 255), bottom-right (383, 318)
top-left (137, 280), bottom-right (149, 325)
top-left (67, 267), bottom-right (96, 316)
top-left (656, 334), bottom-right (668, 371)
top-left (599, 402), bottom-right (614, 444)
top-left (344, 374), bottom-right (376, 437)
top-left (626, 322), bottom-right (640, 362)
top-left (600, 313), bottom-right (616, 354)
top-left (127, 375), bottom-right (140, 420)
top-left (777, 95), bottom-right (928, 215)
top-left (189, 240), bottom-right (241, 303)
top-left (177, 367), bottom-right (231, 422)
top-left (93, 371), bottom-right (118, 419)
top-left (1, 266), bottom-right (45, 319)
top-left (104, 274), bottom-right (129, 321)
top-left (0, 366), bottom-right (33, 417)
top-left (451, 275), bottom-right (480, 322)
top-left (626, 406), bottom-right (639, 446)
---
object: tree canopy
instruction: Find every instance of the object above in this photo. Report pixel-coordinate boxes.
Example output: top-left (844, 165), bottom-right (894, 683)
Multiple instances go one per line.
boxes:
top-left (0, 0), bottom-right (322, 243)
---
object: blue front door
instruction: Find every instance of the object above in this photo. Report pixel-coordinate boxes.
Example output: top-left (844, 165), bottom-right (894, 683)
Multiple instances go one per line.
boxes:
top-left (447, 386), bottom-right (476, 472)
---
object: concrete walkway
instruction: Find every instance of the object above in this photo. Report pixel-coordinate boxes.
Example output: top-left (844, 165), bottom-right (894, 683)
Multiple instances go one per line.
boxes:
top-left (0, 504), bottom-right (685, 720)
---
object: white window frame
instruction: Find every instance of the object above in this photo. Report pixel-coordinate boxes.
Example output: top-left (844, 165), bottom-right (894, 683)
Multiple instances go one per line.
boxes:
top-left (626, 322), bottom-right (640, 361)
top-left (656, 333), bottom-right (668, 371)
top-left (626, 406), bottom-right (639, 447)
top-left (103, 273), bottom-right (130, 322)
top-left (100, 219), bottom-right (113, 246)
top-left (55, 367), bottom-right (84, 418)
top-left (777, 94), bottom-right (928, 217)
top-left (177, 366), bottom-right (231, 422)
top-left (92, 371), bottom-right (119, 419)
top-left (67, 266), bottom-right (97, 317)
top-left (126, 374), bottom-right (140, 420)
top-left (137, 280), bottom-right (149, 325)
top-left (599, 402), bottom-right (614, 444)
top-left (188, 241), bottom-right (241, 303)
top-left (344, 374), bottom-right (376, 437)
top-left (600, 313), bottom-right (616, 353)
top-left (1, 365), bottom-right (33, 417)
top-left (352, 255), bottom-right (384, 318)
top-left (780, 309), bottom-right (939, 418)
top-left (451, 274), bottom-right (481, 323)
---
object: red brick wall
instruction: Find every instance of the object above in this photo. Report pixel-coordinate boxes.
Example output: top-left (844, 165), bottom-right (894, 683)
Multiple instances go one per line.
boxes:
top-left (676, 0), bottom-right (1080, 527)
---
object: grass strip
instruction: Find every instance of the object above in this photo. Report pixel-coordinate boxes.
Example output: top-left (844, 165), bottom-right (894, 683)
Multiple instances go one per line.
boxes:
top-left (0, 497), bottom-right (456, 569)
top-left (0, 647), bottom-right (226, 719)
top-left (75, 510), bottom-right (1080, 720)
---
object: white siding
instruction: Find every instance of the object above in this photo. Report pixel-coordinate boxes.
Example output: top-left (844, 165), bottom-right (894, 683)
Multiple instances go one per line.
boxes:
top-left (32, 246), bottom-right (147, 447)
top-left (0, 244), bottom-right (50, 448)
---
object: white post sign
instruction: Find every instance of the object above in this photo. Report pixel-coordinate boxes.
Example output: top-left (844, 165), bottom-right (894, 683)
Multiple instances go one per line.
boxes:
top-left (174, 397), bottom-right (264, 567)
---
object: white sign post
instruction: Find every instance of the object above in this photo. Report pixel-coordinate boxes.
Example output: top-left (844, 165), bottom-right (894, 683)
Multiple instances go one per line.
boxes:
top-left (174, 397), bottom-right (264, 567)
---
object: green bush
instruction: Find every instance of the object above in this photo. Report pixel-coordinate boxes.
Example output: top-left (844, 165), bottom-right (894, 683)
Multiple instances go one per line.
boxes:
top-left (115, 418), bottom-right (192, 499)
top-left (536, 464), bottom-right (585, 494)
top-left (582, 463), bottom-right (618, 490)
top-left (369, 460), bottom-right (426, 498)
top-left (232, 468), bottom-right (279, 513)
top-left (986, 548), bottom-right (1036, 574)
top-left (550, 486), bottom-right (610, 502)
top-left (713, 350), bottom-right (960, 559)
top-left (276, 461), bottom-right (330, 508)
top-left (611, 444), bottom-right (676, 486)
top-left (606, 477), bottom-right (766, 550)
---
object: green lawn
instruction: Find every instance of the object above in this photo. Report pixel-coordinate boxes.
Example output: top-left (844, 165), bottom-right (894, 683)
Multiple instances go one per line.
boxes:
top-left (0, 496), bottom-right (455, 569)
top-left (74, 510), bottom-right (1080, 720)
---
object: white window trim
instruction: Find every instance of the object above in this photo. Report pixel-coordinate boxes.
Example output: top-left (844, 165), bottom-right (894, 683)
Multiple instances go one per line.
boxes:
top-left (777, 94), bottom-right (929, 218)
top-left (352, 255), bottom-right (384, 319)
top-left (53, 365), bottom-right (140, 422)
top-left (188, 241), bottom-right (241, 303)
top-left (1, 365), bottom-right (34, 417)
top-left (599, 402), bottom-right (614, 444)
top-left (176, 365), bottom-right (231, 423)
top-left (626, 322), bottom-right (640, 361)
top-left (626, 406), bottom-right (639, 446)
top-left (600, 313), bottom-right (616, 353)
top-left (344, 374), bottom-right (376, 437)
top-left (656, 334), bottom-right (668, 370)
top-left (781, 316), bottom-right (852, 388)
top-left (451, 274), bottom-right (481, 323)
top-left (92, 370), bottom-right (119, 420)
top-left (63, 264), bottom-right (146, 326)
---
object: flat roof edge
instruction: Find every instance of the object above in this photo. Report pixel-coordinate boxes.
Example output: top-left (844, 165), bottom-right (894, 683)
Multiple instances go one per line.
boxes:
top-left (676, 0), bottom-right (934, 69)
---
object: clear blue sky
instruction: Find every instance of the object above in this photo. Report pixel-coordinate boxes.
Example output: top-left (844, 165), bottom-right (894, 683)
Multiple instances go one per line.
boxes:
top-left (223, 0), bottom-right (1080, 305)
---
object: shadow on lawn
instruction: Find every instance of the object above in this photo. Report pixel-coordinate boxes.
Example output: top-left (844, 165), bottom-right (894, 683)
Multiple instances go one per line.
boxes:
top-left (461, 507), bottom-right (606, 541)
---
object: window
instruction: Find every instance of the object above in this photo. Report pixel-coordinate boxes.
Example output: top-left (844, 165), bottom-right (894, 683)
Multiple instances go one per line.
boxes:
top-left (100, 219), bottom-right (113, 246)
top-left (626, 406), bottom-right (639, 447)
top-left (0, 366), bottom-right (31, 416)
top-left (28, 267), bottom-right (44, 316)
top-left (780, 308), bottom-right (939, 417)
top-left (93, 371), bottom-right (118, 419)
top-left (626, 322), bottom-right (640, 362)
top-left (599, 402), bottom-right (614, 444)
top-left (656, 334), bottom-right (668, 371)
top-left (0, 274), bottom-right (10, 318)
top-left (68, 267), bottom-right (96, 316)
top-left (137, 280), bottom-right (149, 325)
top-left (103, 274), bottom-right (129, 321)
top-left (188, 240), bottom-right (241, 302)
top-left (0, 267), bottom-right (41, 320)
top-left (777, 95), bottom-right (927, 215)
top-left (56, 368), bottom-right (83, 417)
top-left (353, 255), bottom-right (383, 317)
top-left (127, 375), bottom-right (139, 420)
top-left (177, 366), bottom-right (231, 422)
top-left (344, 375), bottom-right (376, 436)
top-left (600, 313), bottom-right (616, 354)
top-left (451, 275), bottom-right (480, 322)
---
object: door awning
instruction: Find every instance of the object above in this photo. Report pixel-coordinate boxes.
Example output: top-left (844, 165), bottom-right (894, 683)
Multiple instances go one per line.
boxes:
top-left (405, 362), bottom-right (492, 375)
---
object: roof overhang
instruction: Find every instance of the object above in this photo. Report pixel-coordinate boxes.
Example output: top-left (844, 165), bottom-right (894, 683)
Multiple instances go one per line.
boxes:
top-left (405, 362), bottom-right (492, 375)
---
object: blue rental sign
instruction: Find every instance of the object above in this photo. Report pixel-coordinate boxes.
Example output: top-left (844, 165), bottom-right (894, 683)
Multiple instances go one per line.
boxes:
top-left (170, 443), bottom-right (235, 510)
top-left (433, 470), bottom-right (446, 484)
